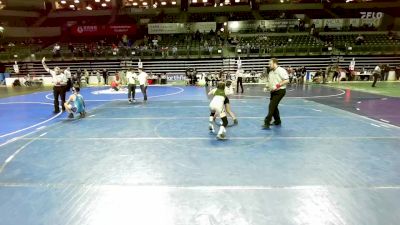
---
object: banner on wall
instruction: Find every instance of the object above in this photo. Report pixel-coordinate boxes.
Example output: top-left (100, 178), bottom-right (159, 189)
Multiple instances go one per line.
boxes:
top-left (70, 25), bottom-right (137, 36)
top-left (227, 20), bottom-right (299, 32)
top-left (311, 18), bottom-right (382, 29)
top-left (148, 22), bottom-right (216, 34)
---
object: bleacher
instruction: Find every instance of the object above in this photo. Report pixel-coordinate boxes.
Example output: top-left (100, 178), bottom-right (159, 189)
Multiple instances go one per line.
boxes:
top-left (319, 32), bottom-right (400, 54)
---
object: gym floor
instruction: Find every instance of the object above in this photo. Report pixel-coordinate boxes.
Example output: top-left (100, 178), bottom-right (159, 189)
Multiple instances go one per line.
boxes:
top-left (0, 83), bottom-right (399, 225)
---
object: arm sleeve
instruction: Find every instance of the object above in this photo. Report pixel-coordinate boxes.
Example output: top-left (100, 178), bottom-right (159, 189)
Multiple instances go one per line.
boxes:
top-left (279, 68), bottom-right (289, 81)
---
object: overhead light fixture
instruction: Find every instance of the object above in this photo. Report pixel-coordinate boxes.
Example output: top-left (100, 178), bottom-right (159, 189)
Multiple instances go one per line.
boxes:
top-left (69, 4), bottom-right (75, 8)
top-left (203, 0), bottom-right (207, 3)
top-left (74, 0), bottom-right (79, 3)
top-left (133, 2), bottom-right (138, 5)
top-left (101, 3), bottom-right (107, 7)
top-left (60, 0), bottom-right (66, 4)
top-left (171, 1), bottom-right (176, 4)
top-left (142, 2), bottom-right (148, 5)
top-left (161, 1), bottom-right (166, 5)
top-left (95, 0), bottom-right (100, 2)
top-left (105, 0), bottom-right (111, 2)
top-left (86, 6), bottom-right (92, 10)
top-left (192, 0), bottom-right (197, 3)
top-left (235, 0), bottom-right (240, 2)
top-left (129, 0), bottom-right (133, 1)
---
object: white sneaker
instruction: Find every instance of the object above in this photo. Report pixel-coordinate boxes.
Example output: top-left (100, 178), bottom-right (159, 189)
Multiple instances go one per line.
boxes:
top-left (216, 133), bottom-right (226, 140)
top-left (209, 124), bottom-right (215, 133)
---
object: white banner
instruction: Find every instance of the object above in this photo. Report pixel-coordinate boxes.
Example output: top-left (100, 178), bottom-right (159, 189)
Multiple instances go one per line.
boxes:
top-left (189, 22), bottom-right (216, 33)
top-left (148, 22), bottom-right (216, 34)
top-left (312, 19), bottom-right (324, 28)
top-left (148, 23), bottom-right (186, 34)
top-left (324, 19), bottom-right (344, 28)
top-left (228, 20), bottom-right (299, 32)
top-left (360, 18), bottom-right (382, 27)
top-left (349, 18), bottom-right (361, 27)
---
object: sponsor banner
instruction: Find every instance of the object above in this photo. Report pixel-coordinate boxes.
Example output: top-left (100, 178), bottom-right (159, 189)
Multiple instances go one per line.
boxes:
top-left (312, 19), bottom-right (324, 28)
top-left (324, 18), bottom-right (344, 28)
top-left (228, 20), bottom-right (299, 32)
top-left (312, 18), bottom-right (382, 29)
top-left (148, 23), bottom-right (186, 34)
top-left (71, 25), bottom-right (137, 36)
top-left (148, 22), bottom-right (216, 34)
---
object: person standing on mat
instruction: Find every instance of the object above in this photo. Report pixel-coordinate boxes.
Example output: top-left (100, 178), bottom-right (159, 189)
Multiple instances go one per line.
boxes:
top-left (126, 67), bottom-right (138, 103)
top-left (263, 58), bottom-right (289, 129)
top-left (372, 64), bottom-right (382, 87)
top-left (236, 57), bottom-right (244, 93)
top-left (102, 68), bottom-right (108, 85)
top-left (42, 57), bottom-right (67, 113)
top-left (138, 67), bottom-right (148, 102)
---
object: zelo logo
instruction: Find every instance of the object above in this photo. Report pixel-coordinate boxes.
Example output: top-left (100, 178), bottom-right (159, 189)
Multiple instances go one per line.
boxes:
top-left (360, 12), bottom-right (383, 19)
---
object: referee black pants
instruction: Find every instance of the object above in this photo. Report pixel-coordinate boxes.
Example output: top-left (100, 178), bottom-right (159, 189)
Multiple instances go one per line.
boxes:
top-left (140, 85), bottom-right (147, 101)
top-left (264, 89), bottom-right (286, 125)
top-left (128, 84), bottom-right (136, 100)
top-left (53, 85), bottom-right (67, 112)
top-left (372, 73), bottom-right (380, 87)
top-left (237, 77), bottom-right (243, 93)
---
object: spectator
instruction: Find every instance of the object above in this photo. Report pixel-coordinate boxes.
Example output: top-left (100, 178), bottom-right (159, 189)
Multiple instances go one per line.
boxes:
top-left (53, 43), bottom-right (61, 57)
top-left (355, 34), bottom-right (365, 45)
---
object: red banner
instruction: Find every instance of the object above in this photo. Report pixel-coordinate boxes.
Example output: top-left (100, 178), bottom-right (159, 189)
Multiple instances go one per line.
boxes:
top-left (70, 25), bottom-right (137, 36)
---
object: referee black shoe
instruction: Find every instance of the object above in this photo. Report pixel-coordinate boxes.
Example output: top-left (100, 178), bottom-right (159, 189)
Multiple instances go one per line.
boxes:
top-left (262, 124), bottom-right (270, 129)
top-left (270, 121), bottom-right (281, 126)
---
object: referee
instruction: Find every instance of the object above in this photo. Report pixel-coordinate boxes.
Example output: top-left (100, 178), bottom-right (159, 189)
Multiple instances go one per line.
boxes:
top-left (42, 57), bottom-right (67, 113)
top-left (263, 58), bottom-right (289, 129)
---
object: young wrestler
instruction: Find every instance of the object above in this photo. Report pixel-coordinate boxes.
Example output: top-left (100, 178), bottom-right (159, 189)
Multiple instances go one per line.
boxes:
top-left (208, 82), bottom-right (229, 140)
top-left (64, 87), bottom-right (86, 119)
top-left (224, 80), bottom-right (238, 125)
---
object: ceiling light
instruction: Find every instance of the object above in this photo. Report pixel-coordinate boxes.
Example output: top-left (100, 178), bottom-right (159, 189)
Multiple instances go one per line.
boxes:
top-left (86, 6), bottom-right (92, 10)
top-left (133, 2), bottom-right (138, 5)
top-left (60, 0), bottom-right (66, 4)
top-left (95, 0), bottom-right (100, 2)
top-left (203, 0), bottom-right (207, 2)
top-left (142, 2), bottom-right (148, 5)
top-left (235, 0), bottom-right (240, 2)
top-left (105, 0), bottom-right (111, 2)
top-left (101, 3), bottom-right (107, 7)
top-left (171, 1), bottom-right (176, 4)
top-left (69, 4), bottom-right (75, 8)
top-left (74, 0), bottom-right (79, 3)
top-left (161, 1), bottom-right (166, 5)
top-left (192, 0), bottom-right (197, 3)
